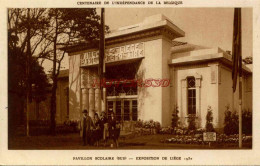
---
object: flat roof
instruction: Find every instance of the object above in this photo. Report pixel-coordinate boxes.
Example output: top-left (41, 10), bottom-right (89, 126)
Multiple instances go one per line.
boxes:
top-left (106, 14), bottom-right (185, 39)
top-left (170, 47), bottom-right (252, 73)
top-left (64, 14), bottom-right (185, 53)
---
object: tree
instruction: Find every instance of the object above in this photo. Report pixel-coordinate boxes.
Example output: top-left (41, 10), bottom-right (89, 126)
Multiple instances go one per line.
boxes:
top-left (45, 8), bottom-right (104, 135)
top-left (242, 109), bottom-right (252, 135)
top-left (8, 8), bottom-right (50, 136)
top-left (171, 106), bottom-right (179, 134)
top-left (31, 58), bottom-right (51, 119)
top-left (205, 106), bottom-right (214, 132)
top-left (8, 8), bottom-right (110, 136)
top-left (8, 43), bottom-right (50, 134)
top-left (187, 114), bottom-right (196, 131)
top-left (8, 9), bottom-right (51, 62)
top-left (224, 106), bottom-right (238, 135)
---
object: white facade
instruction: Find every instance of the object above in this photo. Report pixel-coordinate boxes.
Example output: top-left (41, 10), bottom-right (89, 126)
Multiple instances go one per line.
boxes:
top-left (66, 14), bottom-right (252, 130)
top-left (170, 46), bottom-right (252, 129)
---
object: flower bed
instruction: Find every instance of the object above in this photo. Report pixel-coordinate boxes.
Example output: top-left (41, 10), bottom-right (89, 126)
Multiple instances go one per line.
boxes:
top-left (161, 134), bottom-right (252, 145)
top-left (159, 126), bottom-right (206, 135)
top-left (134, 119), bottom-right (161, 135)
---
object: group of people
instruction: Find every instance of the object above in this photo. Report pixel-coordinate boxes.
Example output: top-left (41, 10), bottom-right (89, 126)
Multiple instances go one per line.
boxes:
top-left (81, 109), bottom-right (120, 148)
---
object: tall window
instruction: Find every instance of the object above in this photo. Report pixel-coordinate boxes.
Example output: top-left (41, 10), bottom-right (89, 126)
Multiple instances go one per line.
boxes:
top-left (132, 100), bottom-right (138, 121)
top-left (107, 99), bottom-right (138, 122)
top-left (116, 101), bottom-right (121, 121)
top-left (187, 77), bottom-right (196, 115)
top-left (124, 101), bottom-right (130, 121)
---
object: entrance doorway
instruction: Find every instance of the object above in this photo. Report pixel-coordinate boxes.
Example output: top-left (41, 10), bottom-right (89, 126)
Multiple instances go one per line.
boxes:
top-left (107, 98), bottom-right (137, 131)
top-left (105, 61), bottom-right (141, 131)
top-left (107, 98), bottom-right (138, 122)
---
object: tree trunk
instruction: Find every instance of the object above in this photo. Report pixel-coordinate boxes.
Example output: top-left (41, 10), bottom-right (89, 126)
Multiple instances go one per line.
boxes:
top-left (36, 101), bottom-right (39, 120)
top-left (26, 8), bottom-right (32, 137)
top-left (50, 83), bottom-right (57, 135)
top-left (20, 97), bottom-right (25, 125)
top-left (50, 13), bottom-right (58, 135)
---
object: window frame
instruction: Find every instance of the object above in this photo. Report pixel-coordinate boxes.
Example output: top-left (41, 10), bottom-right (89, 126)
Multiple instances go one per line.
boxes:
top-left (106, 99), bottom-right (138, 122)
top-left (187, 76), bottom-right (196, 115)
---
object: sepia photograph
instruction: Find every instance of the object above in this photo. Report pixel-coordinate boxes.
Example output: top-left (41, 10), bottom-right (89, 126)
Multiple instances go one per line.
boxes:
top-left (7, 7), bottom-right (253, 151)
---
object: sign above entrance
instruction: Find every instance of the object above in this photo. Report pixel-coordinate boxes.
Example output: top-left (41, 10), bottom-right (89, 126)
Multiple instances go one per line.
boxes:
top-left (80, 43), bottom-right (144, 66)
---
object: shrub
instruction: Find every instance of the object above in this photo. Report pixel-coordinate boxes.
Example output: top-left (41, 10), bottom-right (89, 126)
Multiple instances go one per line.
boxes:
top-left (196, 128), bottom-right (206, 134)
top-left (63, 120), bottom-right (80, 132)
top-left (56, 125), bottom-right (79, 134)
top-left (205, 106), bottom-right (215, 132)
top-left (160, 126), bottom-right (172, 134)
top-left (175, 127), bottom-right (185, 135)
top-left (224, 106), bottom-right (238, 135)
top-left (64, 120), bottom-right (79, 127)
top-left (154, 121), bottom-right (161, 133)
top-left (171, 106), bottom-right (179, 133)
top-left (187, 114), bottom-right (196, 131)
top-left (242, 110), bottom-right (252, 135)
top-left (134, 119), bottom-right (161, 135)
top-left (135, 119), bottom-right (144, 128)
top-left (29, 120), bottom-right (50, 126)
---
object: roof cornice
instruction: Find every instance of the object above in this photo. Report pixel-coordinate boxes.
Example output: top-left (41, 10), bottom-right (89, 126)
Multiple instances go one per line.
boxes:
top-left (65, 14), bottom-right (185, 54)
top-left (169, 48), bottom-right (252, 74)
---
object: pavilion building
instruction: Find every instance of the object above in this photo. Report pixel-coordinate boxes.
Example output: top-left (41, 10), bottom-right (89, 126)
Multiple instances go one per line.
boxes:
top-left (46, 14), bottom-right (252, 130)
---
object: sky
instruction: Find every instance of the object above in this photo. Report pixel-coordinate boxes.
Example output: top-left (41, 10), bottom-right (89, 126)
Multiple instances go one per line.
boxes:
top-left (43, 8), bottom-right (252, 73)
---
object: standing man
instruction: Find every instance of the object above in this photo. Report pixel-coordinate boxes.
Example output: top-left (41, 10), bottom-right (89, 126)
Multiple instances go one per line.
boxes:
top-left (108, 111), bottom-right (120, 148)
top-left (82, 109), bottom-right (94, 146)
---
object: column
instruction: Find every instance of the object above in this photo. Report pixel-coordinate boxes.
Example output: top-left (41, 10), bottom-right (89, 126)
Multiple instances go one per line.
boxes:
top-left (95, 88), bottom-right (101, 115)
top-left (82, 88), bottom-right (89, 112)
top-left (101, 88), bottom-right (107, 112)
top-left (89, 88), bottom-right (95, 118)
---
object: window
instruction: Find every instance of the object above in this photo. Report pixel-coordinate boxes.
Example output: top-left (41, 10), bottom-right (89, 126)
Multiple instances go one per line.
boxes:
top-left (116, 101), bottom-right (121, 121)
top-left (124, 101), bottom-right (130, 121)
top-left (107, 99), bottom-right (138, 122)
top-left (107, 81), bottom-right (137, 96)
top-left (132, 100), bottom-right (138, 121)
top-left (187, 77), bottom-right (196, 115)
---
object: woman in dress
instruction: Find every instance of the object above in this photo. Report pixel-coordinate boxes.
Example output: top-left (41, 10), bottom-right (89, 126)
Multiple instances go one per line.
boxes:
top-left (93, 112), bottom-right (102, 146)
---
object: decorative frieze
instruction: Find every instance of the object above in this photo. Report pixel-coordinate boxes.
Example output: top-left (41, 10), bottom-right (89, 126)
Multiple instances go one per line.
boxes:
top-left (209, 64), bottom-right (220, 84)
top-left (209, 64), bottom-right (218, 84)
top-left (80, 42), bottom-right (144, 67)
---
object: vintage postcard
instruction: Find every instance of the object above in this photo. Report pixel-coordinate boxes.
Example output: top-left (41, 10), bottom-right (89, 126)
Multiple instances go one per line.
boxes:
top-left (0, 0), bottom-right (260, 165)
